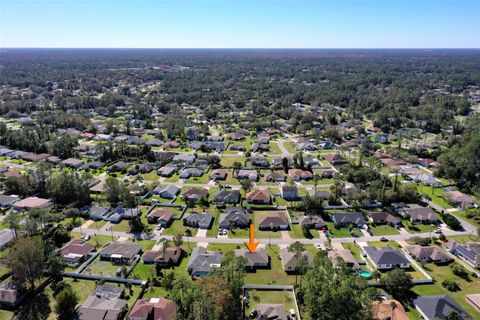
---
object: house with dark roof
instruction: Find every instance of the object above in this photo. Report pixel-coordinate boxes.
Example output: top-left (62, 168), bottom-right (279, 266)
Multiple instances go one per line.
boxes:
top-left (323, 153), bottom-right (347, 165)
top-left (179, 167), bottom-right (204, 179)
top-left (364, 246), bottom-right (410, 270)
top-left (182, 187), bottom-right (208, 202)
top-left (89, 206), bottom-right (111, 221)
top-left (153, 185), bottom-right (180, 199)
top-left (141, 247), bottom-right (182, 266)
top-left (259, 212), bottom-right (289, 230)
top-left (211, 189), bottom-right (241, 205)
top-left (183, 213), bottom-right (213, 229)
top-left (255, 304), bottom-right (287, 320)
top-left (405, 245), bottom-right (452, 264)
top-left (265, 172), bottom-right (286, 182)
top-left (0, 195), bottom-right (19, 208)
top-left (219, 207), bottom-right (250, 229)
top-left (367, 212), bottom-right (402, 226)
top-left (328, 249), bottom-right (360, 271)
top-left (331, 212), bottom-right (367, 227)
top-left (128, 297), bottom-right (177, 320)
top-left (414, 295), bottom-right (470, 320)
top-left (234, 248), bottom-right (269, 270)
top-left (157, 166), bottom-right (177, 177)
top-left (77, 286), bottom-right (127, 320)
top-left (209, 169), bottom-right (227, 181)
top-left (444, 241), bottom-right (480, 268)
top-left (281, 185), bottom-right (299, 200)
top-left (99, 242), bottom-right (141, 264)
top-left (280, 248), bottom-right (313, 272)
top-left (187, 247), bottom-right (222, 277)
top-left (299, 215), bottom-right (327, 230)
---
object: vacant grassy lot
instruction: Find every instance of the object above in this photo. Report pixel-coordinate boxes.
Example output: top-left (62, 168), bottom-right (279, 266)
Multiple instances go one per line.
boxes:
top-left (82, 258), bottom-right (122, 277)
top-left (326, 222), bottom-right (361, 238)
top-left (369, 225), bottom-right (400, 236)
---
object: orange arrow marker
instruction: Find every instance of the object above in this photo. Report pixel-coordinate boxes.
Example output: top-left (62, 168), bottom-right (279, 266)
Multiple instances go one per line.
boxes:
top-left (245, 224), bottom-right (259, 253)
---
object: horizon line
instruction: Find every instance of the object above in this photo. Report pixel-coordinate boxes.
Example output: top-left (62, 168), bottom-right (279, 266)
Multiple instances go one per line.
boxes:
top-left (2, 47), bottom-right (480, 50)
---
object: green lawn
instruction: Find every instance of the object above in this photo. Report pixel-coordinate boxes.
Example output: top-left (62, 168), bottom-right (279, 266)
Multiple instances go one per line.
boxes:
top-left (415, 184), bottom-right (453, 209)
top-left (342, 242), bottom-right (363, 260)
top-left (228, 227), bottom-right (250, 239)
top-left (220, 156), bottom-right (246, 168)
top-left (185, 174), bottom-right (210, 184)
top-left (110, 220), bottom-right (130, 232)
top-left (367, 240), bottom-right (402, 250)
top-left (326, 222), bottom-right (362, 238)
top-left (369, 225), bottom-right (400, 236)
top-left (289, 224), bottom-right (307, 239)
top-left (164, 173), bottom-right (180, 183)
top-left (206, 209), bottom-right (221, 237)
top-left (244, 245), bottom-right (296, 285)
top-left (403, 221), bottom-right (436, 234)
top-left (142, 171), bottom-right (159, 182)
top-left (162, 219), bottom-right (195, 236)
top-left (82, 258), bottom-right (122, 277)
top-left (268, 142), bottom-right (282, 154)
top-left (246, 289), bottom-right (297, 316)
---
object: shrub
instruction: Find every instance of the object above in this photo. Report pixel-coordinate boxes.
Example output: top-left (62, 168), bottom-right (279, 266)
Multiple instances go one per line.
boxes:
top-left (450, 262), bottom-right (469, 280)
top-left (411, 236), bottom-right (431, 246)
top-left (441, 279), bottom-right (459, 291)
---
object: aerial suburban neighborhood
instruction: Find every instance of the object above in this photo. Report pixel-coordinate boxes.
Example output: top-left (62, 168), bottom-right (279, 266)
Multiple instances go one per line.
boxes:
top-left (0, 2), bottom-right (480, 318)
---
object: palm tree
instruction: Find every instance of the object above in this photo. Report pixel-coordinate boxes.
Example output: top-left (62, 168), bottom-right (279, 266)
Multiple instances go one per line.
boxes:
top-left (313, 173), bottom-right (320, 194)
top-left (288, 241), bottom-right (305, 286)
top-left (296, 257), bottom-right (309, 292)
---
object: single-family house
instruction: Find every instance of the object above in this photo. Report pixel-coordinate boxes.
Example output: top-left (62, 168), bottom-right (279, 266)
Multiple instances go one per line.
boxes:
top-left (364, 246), bottom-right (410, 270)
top-left (405, 205), bottom-right (439, 224)
top-left (331, 212), bottom-right (367, 227)
top-left (0, 195), bottom-right (19, 208)
top-left (235, 169), bottom-right (258, 181)
top-left (258, 212), bottom-right (289, 230)
top-left (299, 215), bottom-right (327, 230)
top-left (219, 207), bottom-right (250, 229)
top-left (444, 241), bottom-right (480, 268)
top-left (89, 206), bottom-right (111, 221)
top-left (77, 285), bottom-right (127, 320)
top-left (281, 185), bottom-right (299, 200)
top-left (183, 213), bottom-right (214, 229)
top-left (187, 247), bottom-right (222, 277)
top-left (59, 239), bottom-right (94, 265)
top-left (99, 242), bottom-right (141, 264)
top-left (367, 212), bottom-right (402, 226)
top-left (182, 187), bottom-right (208, 202)
top-left (234, 248), bottom-right (269, 270)
top-left (323, 153), bottom-right (347, 165)
top-left (246, 189), bottom-right (271, 204)
top-left (157, 166), bottom-right (177, 178)
top-left (328, 249), bottom-right (360, 271)
top-left (405, 245), bottom-right (452, 264)
top-left (444, 191), bottom-right (477, 209)
top-left (280, 248), bottom-right (313, 272)
top-left (255, 304), bottom-right (287, 320)
top-left (128, 297), bottom-right (177, 320)
top-left (265, 172), bottom-right (286, 182)
top-left (371, 299), bottom-right (409, 320)
top-left (153, 185), bottom-right (180, 199)
top-left (288, 169), bottom-right (313, 181)
top-left (179, 167), bottom-right (203, 179)
top-left (172, 154), bottom-right (195, 165)
top-left (414, 295), bottom-right (470, 320)
top-left (141, 247), bottom-right (182, 266)
top-left (147, 208), bottom-right (176, 226)
top-left (61, 158), bottom-right (85, 168)
top-left (209, 169), bottom-right (227, 181)
top-left (211, 189), bottom-right (241, 205)
top-left (13, 197), bottom-right (50, 210)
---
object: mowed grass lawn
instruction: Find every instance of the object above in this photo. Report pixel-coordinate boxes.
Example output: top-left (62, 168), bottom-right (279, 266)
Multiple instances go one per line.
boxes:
top-left (369, 225), bottom-right (400, 236)
top-left (412, 262), bottom-right (480, 318)
top-left (246, 290), bottom-right (296, 315)
top-left (82, 258), bottom-right (121, 277)
top-left (245, 245), bottom-right (296, 285)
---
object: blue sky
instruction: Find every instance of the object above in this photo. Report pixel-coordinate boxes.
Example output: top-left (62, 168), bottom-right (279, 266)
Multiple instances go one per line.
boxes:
top-left (1, 0), bottom-right (479, 48)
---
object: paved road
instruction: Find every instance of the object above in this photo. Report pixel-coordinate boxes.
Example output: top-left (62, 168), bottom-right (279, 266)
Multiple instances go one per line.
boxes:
top-left (277, 139), bottom-right (293, 157)
top-left (74, 224), bottom-right (473, 246)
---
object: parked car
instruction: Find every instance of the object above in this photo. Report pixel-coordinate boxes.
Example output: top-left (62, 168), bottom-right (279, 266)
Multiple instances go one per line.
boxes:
top-left (380, 237), bottom-right (388, 242)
